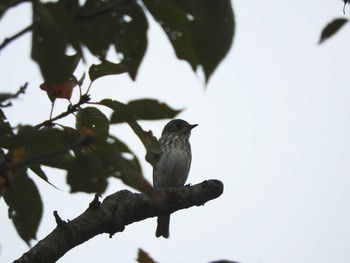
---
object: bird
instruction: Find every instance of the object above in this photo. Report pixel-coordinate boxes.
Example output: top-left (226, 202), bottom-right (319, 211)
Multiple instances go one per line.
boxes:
top-left (153, 119), bottom-right (198, 238)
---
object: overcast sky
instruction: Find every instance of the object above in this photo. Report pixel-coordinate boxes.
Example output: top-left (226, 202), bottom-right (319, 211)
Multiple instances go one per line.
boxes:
top-left (1, 1), bottom-right (350, 262)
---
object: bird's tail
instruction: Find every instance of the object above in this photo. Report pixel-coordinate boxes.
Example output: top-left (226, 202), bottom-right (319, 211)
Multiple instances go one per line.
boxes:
top-left (156, 215), bottom-right (170, 238)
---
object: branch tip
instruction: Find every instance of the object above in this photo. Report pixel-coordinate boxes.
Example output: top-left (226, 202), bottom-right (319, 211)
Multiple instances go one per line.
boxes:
top-left (89, 194), bottom-right (101, 209)
top-left (53, 210), bottom-right (66, 227)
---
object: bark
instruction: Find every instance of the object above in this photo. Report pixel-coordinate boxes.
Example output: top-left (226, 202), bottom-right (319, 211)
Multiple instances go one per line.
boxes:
top-left (14, 179), bottom-right (224, 263)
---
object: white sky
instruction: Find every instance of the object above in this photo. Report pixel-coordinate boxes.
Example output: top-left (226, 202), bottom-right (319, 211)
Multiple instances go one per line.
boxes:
top-left (1, 0), bottom-right (350, 262)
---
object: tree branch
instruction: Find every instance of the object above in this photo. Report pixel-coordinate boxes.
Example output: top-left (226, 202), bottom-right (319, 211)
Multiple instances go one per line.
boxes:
top-left (34, 94), bottom-right (90, 128)
top-left (14, 180), bottom-right (224, 263)
top-left (0, 24), bottom-right (32, 53)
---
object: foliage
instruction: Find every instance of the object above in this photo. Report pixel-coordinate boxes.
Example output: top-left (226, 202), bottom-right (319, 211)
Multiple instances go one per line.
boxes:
top-left (0, 0), bottom-right (234, 246)
top-left (319, 1), bottom-right (349, 44)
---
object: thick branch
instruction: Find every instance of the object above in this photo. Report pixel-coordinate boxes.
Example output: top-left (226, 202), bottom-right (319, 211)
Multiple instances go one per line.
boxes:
top-left (14, 180), bottom-right (224, 263)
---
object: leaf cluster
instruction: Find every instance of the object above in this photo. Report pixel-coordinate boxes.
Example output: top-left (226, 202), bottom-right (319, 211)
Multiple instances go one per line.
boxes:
top-left (0, 0), bottom-right (235, 248)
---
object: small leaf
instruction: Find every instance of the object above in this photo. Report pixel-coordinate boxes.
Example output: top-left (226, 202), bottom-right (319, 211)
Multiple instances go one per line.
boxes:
top-left (76, 107), bottom-right (110, 141)
top-left (0, 109), bottom-right (14, 138)
top-left (319, 18), bottom-right (348, 44)
top-left (137, 249), bottom-right (156, 263)
top-left (89, 60), bottom-right (128, 82)
top-left (40, 80), bottom-right (76, 100)
top-left (3, 170), bottom-right (43, 245)
top-left (29, 164), bottom-right (60, 190)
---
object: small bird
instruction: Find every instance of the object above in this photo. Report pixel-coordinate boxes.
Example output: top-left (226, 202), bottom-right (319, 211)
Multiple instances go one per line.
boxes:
top-left (153, 119), bottom-right (198, 238)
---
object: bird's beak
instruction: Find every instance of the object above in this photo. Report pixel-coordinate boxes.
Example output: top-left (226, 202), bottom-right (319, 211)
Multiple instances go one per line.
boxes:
top-left (189, 124), bottom-right (198, 130)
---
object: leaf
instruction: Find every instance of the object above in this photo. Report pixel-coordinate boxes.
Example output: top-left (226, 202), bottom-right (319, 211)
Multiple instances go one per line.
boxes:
top-left (110, 99), bottom-right (181, 123)
top-left (40, 80), bottom-right (76, 101)
top-left (67, 153), bottom-right (109, 193)
top-left (143, 0), bottom-right (198, 70)
top-left (29, 164), bottom-right (60, 190)
top-left (188, 0), bottom-right (234, 82)
top-left (108, 137), bottom-right (155, 195)
top-left (0, 126), bottom-right (77, 174)
top-left (137, 249), bottom-right (156, 263)
top-left (77, 0), bottom-right (120, 58)
top-left (31, 2), bottom-right (81, 84)
top-left (89, 60), bottom-right (128, 82)
top-left (3, 170), bottom-right (43, 245)
top-left (0, 109), bottom-right (14, 138)
top-left (319, 18), bottom-right (348, 44)
top-left (143, 0), bottom-right (235, 82)
top-left (113, 1), bottom-right (148, 80)
top-left (76, 107), bottom-right (110, 142)
top-left (99, 99), bottom-right (161, 167)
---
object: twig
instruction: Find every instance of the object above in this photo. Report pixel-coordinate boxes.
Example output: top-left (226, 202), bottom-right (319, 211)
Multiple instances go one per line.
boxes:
top-left (0, 82), bottom-right (28, 107)
top-left (35, 94), bottom-right (90, 128)
top-left (0, 25), bottom-right (33, 53)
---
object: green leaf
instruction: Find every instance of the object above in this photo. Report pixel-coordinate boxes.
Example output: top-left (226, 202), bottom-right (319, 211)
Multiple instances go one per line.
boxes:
top-left (76, 107), bottom-right (110, 141)
top-left (319, 18), bottom-right (348, 44)
top-left (110, 99), bottom-right (181, 123)
top-left (188, 0), bottom-right (234, 81)
top-left (31, 1), bottom-right (81, 84)
top-left (0, 126), bottom-right (77, 176)
top-left (67, 136), bottom-right (154, 195)
top-left (113, 1), bottom-right (148, 80)
top-left (3, 170), bottom-right (43, 245)
top-left (67, 153), bottom-right (109, 193)
top-left (29, 164), bottom-right (60, 190)
top-left (143, 0), bottom-right (235, 82)
top-left (143, 0), bottom-right (198, 70)
top-left (0, 109), bottom-right (14, 138)
top-left (99, 99), bottom-right (160, 167)
top-left (89, 60), bottom-right (128, 82)
top-left (77, 0), bottom-right (120, 58)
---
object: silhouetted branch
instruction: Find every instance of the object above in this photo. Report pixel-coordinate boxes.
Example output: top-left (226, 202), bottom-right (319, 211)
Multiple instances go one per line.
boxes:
top-left (14, 180), bottom-right (224, 263)
top-left (35, 94), bottom-right (91, 128)
top-left (0, 25), bottom-right (32, 52)
top-left (0, 82), bottom-right (28, 107)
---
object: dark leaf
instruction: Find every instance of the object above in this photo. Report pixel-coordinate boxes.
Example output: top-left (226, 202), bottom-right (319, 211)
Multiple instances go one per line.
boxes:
top-left (110, 99), bottom-right (181, 123)
top-left (319, 18), bottom-right (348, 44)
top-left (113, 1), bottom-right (148, 80)
top-left (0, 109), bottom-right (14, 138)
top-left (188, 0), bottom-right (234, 82)
top-left (137, 248), bottom-right (156, 263)
top-left (143, 0), bottom-right (198, 70)
top-left (67, 153), bottom-right (109, 193)
top-left (31, 1), bottom-right (81, 84)
top-left (89, 60), bottom-right (128, 82)
top-left (3, 169), bottom-right (43, 245)
top-left (29, 164), bottom-right (60, 189)
top-left (0, 126), bottom-right (77, 174)
top-left (77, 0), bottom-right (120, 58)
top-left (143, 0), bottom-right (234, 82)
top-left (99, 99), bottom-right (160, 167)
top-left (108, 137), bottom-right (155, 195)
top-left (76, 107), bottom-right (110, 142)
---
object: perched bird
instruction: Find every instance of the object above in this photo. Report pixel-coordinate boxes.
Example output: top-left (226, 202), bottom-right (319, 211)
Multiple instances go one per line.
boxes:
top-left (153, 119), bottom-right (198, 238)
